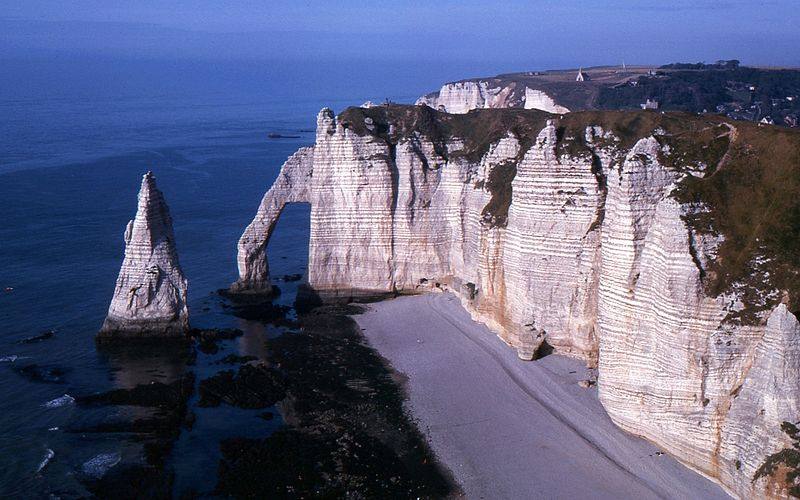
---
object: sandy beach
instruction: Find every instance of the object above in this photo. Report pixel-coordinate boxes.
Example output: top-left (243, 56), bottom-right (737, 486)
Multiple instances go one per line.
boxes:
top-left (356, 293), bottom-right (729, 499)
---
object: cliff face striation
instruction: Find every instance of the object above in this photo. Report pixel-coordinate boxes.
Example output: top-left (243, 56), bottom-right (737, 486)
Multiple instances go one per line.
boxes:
top-left (235, 105), bottom-right (800, 498)
top-left (100, 172), bottom-right (189, 338)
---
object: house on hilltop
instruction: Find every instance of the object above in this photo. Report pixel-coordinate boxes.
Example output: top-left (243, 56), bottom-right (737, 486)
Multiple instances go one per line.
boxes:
top-left (641, 99), bottom-right (659, 110)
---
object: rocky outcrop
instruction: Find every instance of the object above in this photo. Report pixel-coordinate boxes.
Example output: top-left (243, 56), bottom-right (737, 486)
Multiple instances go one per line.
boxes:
top-left (524, 88), bottom-right (570, 114)
top-left (235, 105), bottom-right (800, 498)
top-left (99, 172), bottom-right (189, 338)
top-left (417, 80), bottom-right (568, 114)
top-left (416, 80), bottom-right (525, 113)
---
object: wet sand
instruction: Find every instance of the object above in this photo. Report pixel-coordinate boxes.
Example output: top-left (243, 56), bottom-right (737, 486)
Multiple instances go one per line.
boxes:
top-left (356, 293), bottom-right (730, 499)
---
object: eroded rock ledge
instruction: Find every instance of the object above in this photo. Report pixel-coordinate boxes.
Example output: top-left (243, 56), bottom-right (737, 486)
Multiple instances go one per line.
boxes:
top-left (235, 105), bottom-right (800, 498)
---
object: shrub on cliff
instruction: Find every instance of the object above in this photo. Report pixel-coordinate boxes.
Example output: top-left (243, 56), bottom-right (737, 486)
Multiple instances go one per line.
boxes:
top-left (754, 421), bottom-right (800, 497)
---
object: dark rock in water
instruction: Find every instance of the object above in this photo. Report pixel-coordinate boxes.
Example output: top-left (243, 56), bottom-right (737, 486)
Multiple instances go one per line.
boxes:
top-left (258, 411), bottom-right (274, 421)
top-left (14, 364), bottom-right (68, 384)
top-left (66, 417), bottom-right (170, 435)
top-left (229, 301), bottom-right (291, 325)
top-left (216, 354), bottom-right (258, 365)
top-left (68, 338), bottom-right (195, 495)
top-left (83, 463), bottom-right (172, 500)
top-left (197, 339), bottom-right (220, 355)
top-left (73, 371), bottom-right (195, 486)
top-left (190, 328), bottom-right (243, 355)
top-left (190, 328), bottom-right (243, 342)
top-left (212, 303), bottom-right (456, 498)
top-left (18, 330), bottom-right (55, 343)
top-left (183, 410), bottom-right (196, 430)
top-left (198, 363), bottom-right (285, 409)
top-left (77, 372), bottom-right (195, 409)
top-left (216, 288), bottom-right (292, 325)
top-left (218, 286), bottom-right (281, 302)
top-left (280, 273), bottom-right (303, 282)
top-left (233, 303), bottom-right (293, 325)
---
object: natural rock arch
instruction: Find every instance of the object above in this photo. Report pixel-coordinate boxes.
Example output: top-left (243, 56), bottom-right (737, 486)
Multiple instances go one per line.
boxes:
top-left (231, 147), bottom-right (313, 295)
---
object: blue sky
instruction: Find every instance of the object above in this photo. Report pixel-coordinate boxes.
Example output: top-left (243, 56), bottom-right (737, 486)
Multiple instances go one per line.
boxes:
top-left (1, 0), bottom-right (799, 68)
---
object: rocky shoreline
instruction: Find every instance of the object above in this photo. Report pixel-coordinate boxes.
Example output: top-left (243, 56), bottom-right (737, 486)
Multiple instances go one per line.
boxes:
top-left (58, 292), bottom-right (456, 498)
top-left (214, 300), bottom-right (455, 498)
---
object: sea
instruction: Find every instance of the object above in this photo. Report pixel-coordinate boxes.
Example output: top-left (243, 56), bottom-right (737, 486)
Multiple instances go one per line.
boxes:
top-left (0, 56), bottom-right (506, 496)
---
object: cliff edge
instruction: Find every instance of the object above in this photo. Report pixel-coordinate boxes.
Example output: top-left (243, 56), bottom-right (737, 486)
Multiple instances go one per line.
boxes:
top-left (235, 104), bottom-right (800, 498)
top-left (416, 64), bottom-right (800, 129)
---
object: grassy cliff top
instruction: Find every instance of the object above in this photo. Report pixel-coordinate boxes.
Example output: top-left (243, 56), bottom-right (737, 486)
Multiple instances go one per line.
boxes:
top-left (423, 65), bottom-right (800, 119)
top-left (338, 104), bottom-right (800, 322)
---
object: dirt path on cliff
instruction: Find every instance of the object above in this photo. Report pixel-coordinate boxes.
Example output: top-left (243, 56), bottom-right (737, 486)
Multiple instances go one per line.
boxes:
top-left (708, 122), bottom-right (738, 177)
top-left (356, 293), bottom-right (730, 500)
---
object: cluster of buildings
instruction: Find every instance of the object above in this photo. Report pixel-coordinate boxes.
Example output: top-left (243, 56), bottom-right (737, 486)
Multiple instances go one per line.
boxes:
top-left (571, 66), bottom-right (798, 127)
top-left (715, 95), bottom-right (799, 127)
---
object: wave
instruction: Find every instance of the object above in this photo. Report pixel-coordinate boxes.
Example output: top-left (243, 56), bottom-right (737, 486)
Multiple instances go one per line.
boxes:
top-left (36, 449), bottom-right (54, 474)
top-left (43, 394), bottom-right (74, 408)
top-left (81, 452), bottom-right (121, 478)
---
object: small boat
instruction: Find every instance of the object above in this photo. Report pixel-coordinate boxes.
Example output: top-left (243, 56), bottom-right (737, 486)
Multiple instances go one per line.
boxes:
top-left (267, 132), bottom-right (301, 139)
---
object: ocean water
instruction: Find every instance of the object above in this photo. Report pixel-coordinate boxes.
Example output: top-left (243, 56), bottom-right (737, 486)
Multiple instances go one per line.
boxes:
top-left (0, 58), bottom-right (461, 496)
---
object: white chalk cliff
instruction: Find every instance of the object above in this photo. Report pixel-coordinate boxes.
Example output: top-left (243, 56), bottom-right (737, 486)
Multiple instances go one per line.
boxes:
top-left (234, 105), bottom-right (800, 498)
top-left (99, 172), bottom-right (189, 338)
top-left (524, 87), bottom-right (570, 114)
top-left (417, 80), bottom-right (570, 114)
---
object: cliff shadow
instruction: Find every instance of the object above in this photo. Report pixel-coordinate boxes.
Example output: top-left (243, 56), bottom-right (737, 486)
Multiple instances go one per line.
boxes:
top-left (537, 339), bottom-right (555, 358)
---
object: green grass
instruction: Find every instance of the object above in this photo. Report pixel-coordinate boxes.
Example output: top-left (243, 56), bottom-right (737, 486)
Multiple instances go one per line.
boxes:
top-left (480, 160), bottom-right (517, 227)
top-left (672, 121), bottom-right (800, 322)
